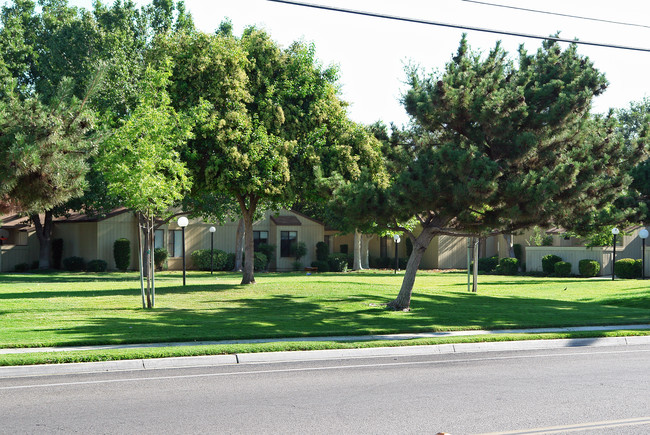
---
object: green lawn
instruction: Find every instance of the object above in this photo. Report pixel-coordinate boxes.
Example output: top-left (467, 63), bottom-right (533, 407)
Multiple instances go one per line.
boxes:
top-left (2, 270), bottom-right (649, 350)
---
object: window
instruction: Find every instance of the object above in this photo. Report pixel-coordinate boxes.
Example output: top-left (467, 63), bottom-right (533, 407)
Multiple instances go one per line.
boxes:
top-left (154, 229), bottom-right (164, 250)
top-left (254, 231), bottom-right (269, 251)
top-left (280, 231), bottom-right (297, 257)
top-left (168, 230), bottom-right (183, 258)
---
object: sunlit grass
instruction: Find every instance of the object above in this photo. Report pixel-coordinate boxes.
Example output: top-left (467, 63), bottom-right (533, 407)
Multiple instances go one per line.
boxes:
top-left (1, 270), bottom-right (649, 349)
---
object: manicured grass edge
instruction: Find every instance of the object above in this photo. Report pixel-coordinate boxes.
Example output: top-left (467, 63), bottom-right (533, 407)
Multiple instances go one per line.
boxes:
top-left (2, 330), bottom-right (650, 367)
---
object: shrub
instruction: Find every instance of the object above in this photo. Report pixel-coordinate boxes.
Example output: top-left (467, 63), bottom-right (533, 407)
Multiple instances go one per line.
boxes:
top-left (253, 252), bottom-right (267, 271)
top-left (52, 238), bottom-right (63, 269)
top-left (113, 238), bottom-right (131, 272)
top-left (579, 259), bottom-right (601, 277)
top-left (292, 260), bottom-right (302, 271)
top-left (86, 259), bottom-right (108, 272)
top-left (191, 249), bottom-right (230, 271)
top-left (315, 241), bottom-right (329, 261)
top-left (399, 257), bottom-right (408, 270)
top-left (496, 257), bottom-right (519, 275)
top-left (614, 258), bottom-right (642, 279)
top-left (370, 256), bottom-right (391, 268)
top-left (542, 254), bottom-right (563, 275)
top-left (294, 242), bottom-right (307, 260)
top-left (63, 256), bottom-right (86, 272)
top-left (328, 253), bottom-right (349, 272)
top-left (154, 248), bottom-right (168, 270)
top-left (311, 260), bottom-right (330, 272)
top-left (473, 256), bottom-right (498, 273)
top-left (554, 261), bottom-right (572, 277)
top-left (257, 243), bottom-right (275, 269)
top-left (14, 263), bottom-right (30, 272)
top-left (513, 244), bottom-right (523, 263)
top-left (225, 253), bottom-right (236, 271)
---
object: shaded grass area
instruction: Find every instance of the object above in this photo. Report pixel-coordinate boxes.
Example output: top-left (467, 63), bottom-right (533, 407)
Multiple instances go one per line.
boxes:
top-left (1, 270), bottom-right (649, 351)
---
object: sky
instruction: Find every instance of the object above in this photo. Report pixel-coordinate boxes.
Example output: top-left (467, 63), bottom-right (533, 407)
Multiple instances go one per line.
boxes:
top-left (54, 0), bottom-right (650, 126)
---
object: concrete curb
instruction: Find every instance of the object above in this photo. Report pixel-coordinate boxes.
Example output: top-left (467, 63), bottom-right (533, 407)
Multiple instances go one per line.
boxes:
top-left (2, 335), bottom-right (650, 379)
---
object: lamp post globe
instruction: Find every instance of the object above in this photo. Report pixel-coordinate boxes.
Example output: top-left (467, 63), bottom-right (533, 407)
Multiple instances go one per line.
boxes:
top-left (177, 217), bottom-right (189, 286)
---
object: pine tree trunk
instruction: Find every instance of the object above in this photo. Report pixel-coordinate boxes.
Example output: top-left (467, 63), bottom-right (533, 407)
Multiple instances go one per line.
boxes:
top-left (387, 228), bottom-right (436, 311)
top-left (32, 211), bottom-right (53, 269)
top-left (352, 229), bottom-right (362, 270)
top-left (233, 218), bottom-right (244, 272)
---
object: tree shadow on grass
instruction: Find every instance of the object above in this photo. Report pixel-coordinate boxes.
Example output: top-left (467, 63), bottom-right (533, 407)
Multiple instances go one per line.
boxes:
top-left (43, 290), bottom-right (650, 347)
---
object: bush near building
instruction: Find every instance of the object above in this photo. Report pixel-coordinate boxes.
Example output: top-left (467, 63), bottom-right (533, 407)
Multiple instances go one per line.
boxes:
top-left (554, 261), bottom-right (572, 277)
top-left (614, 258), bottom-right (642, 279)
top-left (579, 259), bottom-right (601, 277)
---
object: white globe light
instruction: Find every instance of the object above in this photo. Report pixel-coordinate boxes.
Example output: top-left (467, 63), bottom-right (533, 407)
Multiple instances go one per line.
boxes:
top-left (209, 226), bottom-right (216, 233)
top-left (640, 229), bottom-right (649, 239)
top-left (177, 216), bottom-right (189, 228)
top-left (611, 227), bottom-right (619, 235)
top-left (394, 235), bottom-right (401, 243)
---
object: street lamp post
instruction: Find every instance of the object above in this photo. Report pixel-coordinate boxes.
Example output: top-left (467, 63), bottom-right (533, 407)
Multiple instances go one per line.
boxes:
top-left (209, 226), bottom-right (216, 275)
top-left (611, 227), bottom-right (619, 281)
top-left (640, 228), bottom-right (649, 280)
top-left (393, 234), bottom-right (401, 274)
top-left (178, 216), bottom-right (189, 286)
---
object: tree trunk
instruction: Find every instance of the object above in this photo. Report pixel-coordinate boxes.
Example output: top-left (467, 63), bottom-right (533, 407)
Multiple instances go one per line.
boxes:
top-left (149, 216), bottom-right (155, 308)
top-left (138, 213), bottom-right (152, 308)
top-left (233, 218), bottom-right (244, 272)
top-left (387, 228), bottom-right (436, 311)
top-left (503, 233), bottom-right (515, 258)
top-left (352, 229), bottom-right (362, 270)
top-left (32, 211), bottom-right (53, 269)
top-left (137, 216), bottom-right (145, 309)
top-left (361, 234), bottom-right (373, 269)
top-left (472, 238), bottom-right (479, 293)
top-left (238, 195), bottom-right (258, 285)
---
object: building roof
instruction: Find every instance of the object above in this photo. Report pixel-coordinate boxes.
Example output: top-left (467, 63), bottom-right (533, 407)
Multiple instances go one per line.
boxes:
top-left (270, 215), bottom-right (302, 226)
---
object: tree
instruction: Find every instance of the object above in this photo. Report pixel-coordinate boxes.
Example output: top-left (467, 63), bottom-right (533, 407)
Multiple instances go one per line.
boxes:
top-left (0, 76), bottom-right (98, 268)
top-left (342, 36), bottom-right (644, 310)
top-left (165, 28), bottom-right (378, 284)
top-left (96, 65), bottom-right (192, 308)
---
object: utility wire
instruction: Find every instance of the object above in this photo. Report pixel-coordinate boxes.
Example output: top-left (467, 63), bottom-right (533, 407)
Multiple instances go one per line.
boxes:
top-left (461, 0), bottom-right (650, 30)
top-left (267, 0), bottom-right (650, 53)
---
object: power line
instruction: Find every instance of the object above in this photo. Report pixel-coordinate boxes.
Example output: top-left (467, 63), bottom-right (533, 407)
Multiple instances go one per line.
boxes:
top-left (461, 0), bottom-right (650, 30)
top-left (267, 0), bottom-right (650, 53)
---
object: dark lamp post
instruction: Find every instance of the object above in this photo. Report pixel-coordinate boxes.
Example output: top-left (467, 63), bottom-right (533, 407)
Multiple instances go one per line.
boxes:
top-left (612, 227), bottom-right (619, 281)
top-left (209, 226), bottom-right (216, 275)
top-left (640, 228), bottom-right (648, 280)
top-left (178, 216), bottom-right (189, 286)
top-left (393, 234), bottom-right (401, 274)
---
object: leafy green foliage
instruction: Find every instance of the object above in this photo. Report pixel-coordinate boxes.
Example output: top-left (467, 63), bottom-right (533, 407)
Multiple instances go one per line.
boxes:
top-left (542, 255), bottom-right (563, 275)
top-left (154, 248), bottom-right (168, 270)
top-left (310, 260), bottom-right (330, 272)
top-left (190, 249), bottom-right (231, 271)
top-left (87, 259), bottom-right (108, 273)
top-left (579, 259), bottom-right (601, 277)
top-left (496, 257), bottom-right (519, 275)
top-left (113, 238), bottom-right (131, 272)
top-left (554, 261), bottom-right (572, 277)
top-left (63, 256), bottom-right (86, 272)
top-left (316, 241), bottom-right (329, 261)
top-left (614, 258), bottom-right (642, 279)
top-left (328, 253), bottom-right (349, 272)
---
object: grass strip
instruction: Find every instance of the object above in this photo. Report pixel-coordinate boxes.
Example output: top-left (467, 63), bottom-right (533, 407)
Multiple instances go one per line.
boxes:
top-left (2, 330), bottom-right (649, 367)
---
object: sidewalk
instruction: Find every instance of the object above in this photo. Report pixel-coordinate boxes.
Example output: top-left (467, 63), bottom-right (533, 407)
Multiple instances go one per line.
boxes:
top-left (1, 325), bottom-right (650, 378)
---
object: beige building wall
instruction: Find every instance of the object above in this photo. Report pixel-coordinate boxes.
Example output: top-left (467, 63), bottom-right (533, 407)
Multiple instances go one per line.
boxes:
top-left (0, 231), bottom-right (39, 272)
top-left (53, 222), bottom-right (98, 263)
top-left (96, 212), bottom-right (140, 270)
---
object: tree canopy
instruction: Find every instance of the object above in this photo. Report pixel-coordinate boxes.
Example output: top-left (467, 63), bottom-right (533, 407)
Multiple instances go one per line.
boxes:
top-left (340, 36), bottom-right (645, 310)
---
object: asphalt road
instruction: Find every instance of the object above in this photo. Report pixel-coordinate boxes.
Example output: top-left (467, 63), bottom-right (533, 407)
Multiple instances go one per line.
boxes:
top-left (2, 344), bottom-right (650, 434)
